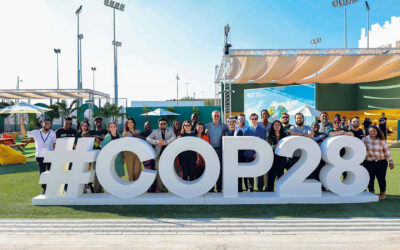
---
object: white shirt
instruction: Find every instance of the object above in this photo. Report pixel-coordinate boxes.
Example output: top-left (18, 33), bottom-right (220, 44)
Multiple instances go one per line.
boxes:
top-left (27, 129), bottom-right (57, 158)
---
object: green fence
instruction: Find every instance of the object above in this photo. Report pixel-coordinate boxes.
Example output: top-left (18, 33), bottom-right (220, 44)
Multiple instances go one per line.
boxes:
top-left (126, 106), bottom-right (220, 131)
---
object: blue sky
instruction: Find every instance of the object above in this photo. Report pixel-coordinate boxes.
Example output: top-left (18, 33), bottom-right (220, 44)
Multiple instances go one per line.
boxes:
top-left (1, 0), bottom-right (399, 104)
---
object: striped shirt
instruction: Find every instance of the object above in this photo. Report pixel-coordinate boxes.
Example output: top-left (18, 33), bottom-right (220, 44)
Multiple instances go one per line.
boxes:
top-left (363, 135), bottom-right (393, 162)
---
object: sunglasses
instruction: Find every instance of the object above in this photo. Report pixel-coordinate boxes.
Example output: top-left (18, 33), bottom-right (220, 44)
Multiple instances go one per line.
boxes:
top-left (160, 123), bottom-right (167, 125)
top-left (184, 124), bottom-right (191, 127)
top-left (44, 122), bottom-right (51, 125)
top-left (82, 125), bottom-right (88, 127)
top-left (65, 123), bottom-right (72, 125)
top-left (333, 121), bottom-right (341, 124)
top-left (214, 115), bottom-right (220, 117)
top-left (239, 118), bottom-right (245, 121)
top-left (251, 118), bottom-right (258, 121)
top-left (282, 116), bottom-right (289, 119)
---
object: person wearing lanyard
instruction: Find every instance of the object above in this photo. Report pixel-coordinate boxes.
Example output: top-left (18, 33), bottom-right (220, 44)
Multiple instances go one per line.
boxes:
top-left (21, 117), bottom-right (56, 195)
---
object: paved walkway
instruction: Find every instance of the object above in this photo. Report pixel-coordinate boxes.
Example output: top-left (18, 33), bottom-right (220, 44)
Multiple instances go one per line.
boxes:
top-left (1, 218), bottom-right (400, 249)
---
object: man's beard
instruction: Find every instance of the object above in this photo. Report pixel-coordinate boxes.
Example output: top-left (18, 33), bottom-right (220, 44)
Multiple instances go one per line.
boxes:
top-left (296, 121), bottom-right (304, 126)
top-left (282, 121), bottom-right (289, 125)
top-left (43, 127), bottom-right (50, 132)
top-left (353, 125), bottom-right (359, 129)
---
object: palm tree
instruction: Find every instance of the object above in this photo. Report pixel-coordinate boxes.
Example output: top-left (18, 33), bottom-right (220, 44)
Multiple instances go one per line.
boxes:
top-left (94, 102), bottom-right (123, 124)
top-left (56, 99), bottom-right (78, 123)
top-left (45, 104), bottom-right (60, 123)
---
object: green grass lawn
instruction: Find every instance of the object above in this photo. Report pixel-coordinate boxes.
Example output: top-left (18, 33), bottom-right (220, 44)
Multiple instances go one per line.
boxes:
top-left (1, 141), bottom-right (400, 218)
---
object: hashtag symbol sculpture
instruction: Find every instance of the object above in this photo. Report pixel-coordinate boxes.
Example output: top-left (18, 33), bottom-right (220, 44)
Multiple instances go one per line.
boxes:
top-left (40, 138), bottom-right (99, 198)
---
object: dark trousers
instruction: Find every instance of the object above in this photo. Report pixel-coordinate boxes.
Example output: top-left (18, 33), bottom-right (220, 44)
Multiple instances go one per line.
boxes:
top-left (195, 166), bottom-right (204, 180)
top-left (215, 148), bottom-right (223, 192)
top-left (364, 160), bottom-right (388, 192)
top-left (209, 148), bottom-right (223, 192)
top-left (266, 155), bottom-right (285, 192)
top-left (179, 151), bottom-right (196, 181)
top-left (144, 159), bottom-right (157, 192)
top-left (36, 157), bottom-right (51, 192)
top-left (287, 156), bottom-right (300, 171)
top-left (309, 159), bottom-right (326, 181)
top-left (244, 158), bottom-right (255, 191)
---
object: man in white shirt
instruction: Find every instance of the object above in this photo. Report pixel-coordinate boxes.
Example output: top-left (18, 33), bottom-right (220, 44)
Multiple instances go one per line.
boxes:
top-left (21, 117), bottom-right (56, 194)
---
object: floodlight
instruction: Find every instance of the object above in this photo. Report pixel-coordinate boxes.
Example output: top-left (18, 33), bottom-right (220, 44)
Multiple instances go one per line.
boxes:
top-left (110, 1), bottom-right (115, 7)
top-left (365, 1), bottom-right (370, 10)
top-left (91, 67), bottom-right (96, 71)
top-left (104, 0), bottom-right (109, 5)
top-left (114, 2), bottom-right (120, 9)
top-left (75, 5), bottom-right (82, 14)
top-left (332, 1), bottom-right (339, 7)
top-left (120, 4), bottom-right (125, 10)
top-left (339, 0), bottom-right (345, 5)
top-left (346, 0), bottom-right (351, 4)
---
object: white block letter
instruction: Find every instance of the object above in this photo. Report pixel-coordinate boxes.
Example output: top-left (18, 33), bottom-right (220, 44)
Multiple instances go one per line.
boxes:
top-left (275, 136), bottom-right (322, 197)
top-left (96, 137), bottom-right (157, 198)
top-left (159, 137), bottom-right (220, 198)
top-left (223, 136), bottom-right (273, 198)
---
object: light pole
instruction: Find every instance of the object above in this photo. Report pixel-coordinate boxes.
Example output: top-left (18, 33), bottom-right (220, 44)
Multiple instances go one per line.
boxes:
top-left (75, 5), bottom-right (83, 106)
top-left (310, 37), bottom-right (322, 49)
top-left (332, 0), bottom-right (358, 48)
top-left (91, 67), bottom-right (96, 122)
top-left (176, 74), bottom-right (180, 106)
top-left (54, 48), bottom-right (61, 103)
top-left (104, 0), bottom-right (125, 106)
top-left (184, 82), bottom-right (190, 98)
top-left (365, 1), bottom-right (370, 48)
top-left (16, 76), bottom-right (23, 131)
top-left (214, 65), bottom-right (219, 106)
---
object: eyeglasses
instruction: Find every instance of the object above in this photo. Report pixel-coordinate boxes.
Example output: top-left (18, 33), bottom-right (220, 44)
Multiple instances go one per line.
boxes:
top-left (44, 122), bottom-right (51, 125)
top-left (160, 123), bottom-right (167, 126)
top-left (65, 123), bottom-right (72, 125)
top-left (82, 125), bottom-right (88, 127)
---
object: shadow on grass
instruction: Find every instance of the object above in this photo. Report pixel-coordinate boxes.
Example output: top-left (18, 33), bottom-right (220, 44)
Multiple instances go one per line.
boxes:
top-left (0, 161), bottom-right (37, 175)
top-left (46, 195), bottom-right (400, 219)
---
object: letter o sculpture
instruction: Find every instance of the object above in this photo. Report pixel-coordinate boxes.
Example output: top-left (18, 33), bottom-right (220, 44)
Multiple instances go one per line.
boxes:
top-left (158, 137), bottom-right (220, 198)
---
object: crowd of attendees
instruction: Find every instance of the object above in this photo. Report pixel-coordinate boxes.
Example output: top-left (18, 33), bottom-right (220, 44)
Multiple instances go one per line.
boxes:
top-left (20, 110), bottom-right (394, 200)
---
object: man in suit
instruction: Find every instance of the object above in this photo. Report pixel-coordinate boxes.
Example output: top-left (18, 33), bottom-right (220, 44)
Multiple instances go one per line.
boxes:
top-left (146, 118), bottom-right (176, 192)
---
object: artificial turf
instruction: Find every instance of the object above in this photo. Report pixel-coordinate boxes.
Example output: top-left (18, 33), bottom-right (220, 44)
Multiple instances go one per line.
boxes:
top-left (1, 141), bottom-right (399, 218)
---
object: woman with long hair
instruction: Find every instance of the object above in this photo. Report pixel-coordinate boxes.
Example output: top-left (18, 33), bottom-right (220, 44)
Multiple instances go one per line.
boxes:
top-left (194, 122), bottom-right (209, 179)
top-left (172, 120), bottom-right (182, 137)
top-left (363, 125), bottom-right (394, 200)
top-left (266, 120), bottom-right (288, 192)
top-left (75, 120), bottom-right (94, 193)
top-left (75, 120), bottom-right (90, 144)
top-left (102, 122), bottom-right (125, 178)
top-left (177, 120), bottom-right (197, 181)
top-left (122, 117), bottom-right (142, 181)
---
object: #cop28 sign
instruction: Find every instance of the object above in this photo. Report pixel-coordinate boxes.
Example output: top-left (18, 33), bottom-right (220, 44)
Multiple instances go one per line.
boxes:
top-left (32, 136), bottom-right (378, 205)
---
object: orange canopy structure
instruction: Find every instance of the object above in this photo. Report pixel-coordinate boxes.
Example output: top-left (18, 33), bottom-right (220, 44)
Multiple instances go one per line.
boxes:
top-left (217, 48), bottom-right (400, 84)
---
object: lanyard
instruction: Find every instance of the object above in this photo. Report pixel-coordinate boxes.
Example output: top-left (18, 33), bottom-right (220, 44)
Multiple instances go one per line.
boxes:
top-left (40, 130), bottom-right (51, 144)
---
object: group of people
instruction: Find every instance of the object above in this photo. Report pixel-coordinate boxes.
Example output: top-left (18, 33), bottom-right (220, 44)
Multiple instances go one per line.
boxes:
top-left (21, 110), bottom-right (394, 199)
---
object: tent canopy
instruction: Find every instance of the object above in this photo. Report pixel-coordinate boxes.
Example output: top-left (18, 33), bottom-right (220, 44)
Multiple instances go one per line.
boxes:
top-left (216, 48), bottom-right (400, 84)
